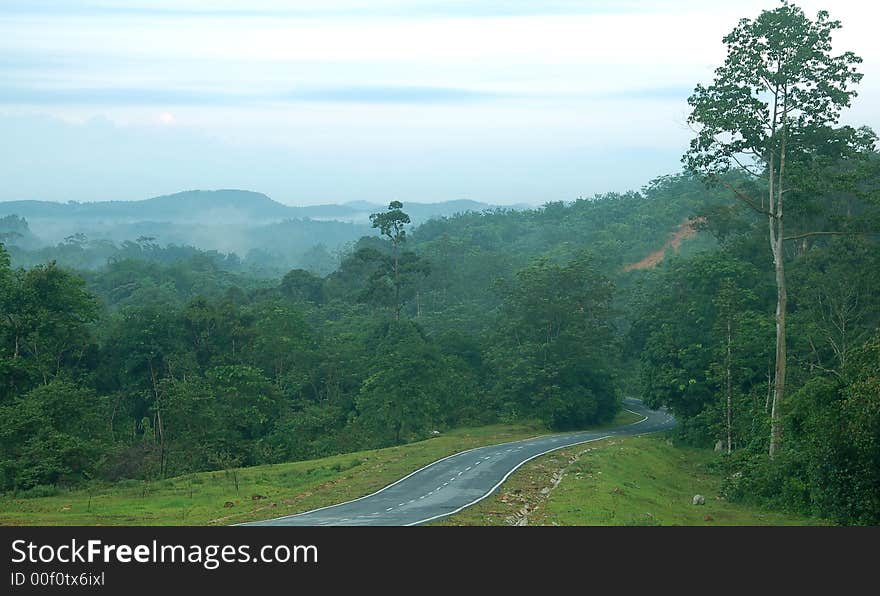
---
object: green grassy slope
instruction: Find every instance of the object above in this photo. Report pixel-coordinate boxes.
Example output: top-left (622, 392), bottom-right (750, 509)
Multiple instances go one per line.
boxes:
top-left (1, 421), bottom-right (552, 526)
top-left (436, 434), bottom-right (823, 526)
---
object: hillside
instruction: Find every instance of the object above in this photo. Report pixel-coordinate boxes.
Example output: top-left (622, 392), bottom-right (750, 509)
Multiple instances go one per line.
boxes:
top-left (0, 191), bottom-right (506, 232)
top-left (0, 191), bottom-right (514, 271)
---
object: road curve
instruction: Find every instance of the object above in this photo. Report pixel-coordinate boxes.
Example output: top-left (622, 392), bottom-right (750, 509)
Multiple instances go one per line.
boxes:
top-left (241, 398), bottom-right (674, 526)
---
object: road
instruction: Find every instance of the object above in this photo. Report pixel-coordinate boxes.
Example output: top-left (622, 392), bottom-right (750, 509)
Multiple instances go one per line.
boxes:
top-left (242, 398), bottom-right (674, 526)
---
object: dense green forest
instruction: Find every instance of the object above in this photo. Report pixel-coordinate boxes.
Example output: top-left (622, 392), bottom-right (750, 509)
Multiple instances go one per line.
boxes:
top-left (0, 176), bottom-right (720, 488)
top-left (1, 2), bottom-right (879, 525)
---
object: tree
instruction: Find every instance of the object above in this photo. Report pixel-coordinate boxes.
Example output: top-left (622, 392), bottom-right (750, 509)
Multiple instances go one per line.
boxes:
top-left (630, 251), bottom-right (774, 446)
top-left (281, 268), bottom-right (325, 304)
top-left (490, 254), bottom-right (619, 429)
top-left (370, 201), bottom-right (412, 320)
top-left (163, 365), bottom-right (281, 473)
top-left (0, 381), bottom-right (109, 490)
top-left (354, 321), bottom-right (442, 445)
top-left (683, 1), bottom-right (869, 456)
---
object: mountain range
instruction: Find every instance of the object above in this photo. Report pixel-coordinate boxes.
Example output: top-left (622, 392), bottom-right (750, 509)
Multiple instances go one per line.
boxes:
top-left (0, 190), bottom-right (528, 266)
top-left (0, 190), bottom-right (516, 227)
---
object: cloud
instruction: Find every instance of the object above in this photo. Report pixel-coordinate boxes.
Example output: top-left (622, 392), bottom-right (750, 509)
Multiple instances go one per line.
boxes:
top-left (0, 86), bottom-right (258, 106)
top-left (284, 86), bottom-right (507, 104)
top-left (0, 85), bottom-right (510, 107)
top-left (0, 0), bottom-right (700, 19)
top-left (595, 86), bottom-right (694, 101)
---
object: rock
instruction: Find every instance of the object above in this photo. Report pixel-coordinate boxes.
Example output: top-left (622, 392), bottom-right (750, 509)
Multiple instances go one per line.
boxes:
top-left (692, 494), bottom-right (706, 505)
top-left (224, 501), bottom-right (235, 508)
top-left (431, 430), bottom-right (441, 436)
top-left (714, 440), bottom-right (725, 452)
top-left (540, 487), bottom-right (550, 496)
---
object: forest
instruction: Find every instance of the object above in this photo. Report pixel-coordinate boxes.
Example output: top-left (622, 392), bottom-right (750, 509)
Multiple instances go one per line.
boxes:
top-left (1, 2), bottom-right (878, 525)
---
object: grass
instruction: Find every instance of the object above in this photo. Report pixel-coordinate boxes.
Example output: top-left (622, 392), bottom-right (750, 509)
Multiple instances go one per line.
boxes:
top-left (1, 420), bottom-right (560, 526)
top-left (434, 434), bottom-right (824, 526)
top-left (5, 410), bottom-right (808, 526)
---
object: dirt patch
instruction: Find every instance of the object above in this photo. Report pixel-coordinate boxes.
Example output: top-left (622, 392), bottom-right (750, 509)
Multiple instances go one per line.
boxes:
top-left (623, 217), bottom-right (704, 271)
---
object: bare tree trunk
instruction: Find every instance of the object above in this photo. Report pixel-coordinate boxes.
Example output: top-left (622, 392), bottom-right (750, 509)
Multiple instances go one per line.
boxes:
top-left (726, 317), bottom-right (732, 454)
top-left (156, 408), bottom-right (166, 478)
top-left (148, 358), bottom-right (167, 477)
top-left (394, 249), bottom-right (400, 321)
top-left (769, 101), bottom-right (789, 458)
top-left (770, 229), bottom-right (787, 457)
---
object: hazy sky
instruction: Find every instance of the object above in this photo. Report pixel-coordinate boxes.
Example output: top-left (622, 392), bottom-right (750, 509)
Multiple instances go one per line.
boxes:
top-left (1, 0), bottom-right (878, 206)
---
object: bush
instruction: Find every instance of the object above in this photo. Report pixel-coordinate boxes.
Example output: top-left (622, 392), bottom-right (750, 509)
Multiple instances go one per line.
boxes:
top-left (719, 451), bottom-right (812, 516)
top-left (16, 484), bottom-right (61, 499)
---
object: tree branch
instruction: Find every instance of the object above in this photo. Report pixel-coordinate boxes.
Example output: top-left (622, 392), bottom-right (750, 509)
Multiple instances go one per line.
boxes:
top-left (708, 173), bottom-right (774, 217)
top-left (782, 230), bottom-right (875, 241)
top-left (729, 153), bottom-right (767, 179)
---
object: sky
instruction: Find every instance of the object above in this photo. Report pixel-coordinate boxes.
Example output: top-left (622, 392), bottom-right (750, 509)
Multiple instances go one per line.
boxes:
top-left (1, 0), bottom-right (879, 206)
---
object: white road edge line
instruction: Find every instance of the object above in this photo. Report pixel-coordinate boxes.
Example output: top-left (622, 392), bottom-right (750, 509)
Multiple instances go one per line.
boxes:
top-left (237, 402), bottom-right (653, 525)
top-left (404, 434), bottom-right (616, 526)
top-left (407, 405), bottom-right (656, 526)
top-left (625, 408), bottom-right (649, 425)
top-left (237, 437), bottom-right (509, 524)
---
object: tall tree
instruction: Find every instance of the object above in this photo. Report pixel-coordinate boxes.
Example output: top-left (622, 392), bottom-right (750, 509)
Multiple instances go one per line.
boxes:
top-left (683, 1), bottom-right (868, 456)
top-left (370, 201), bottom-right (411, 321)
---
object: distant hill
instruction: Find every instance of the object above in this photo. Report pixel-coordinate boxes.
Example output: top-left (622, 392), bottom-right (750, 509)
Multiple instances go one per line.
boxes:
top-left (299, 198), bottom-right (506, 224)
top-left (0, 190), bottom-right (506, 227)
top-left (0, 189), bottom-right (520, 258)
top-left (0, 190), bottom-right (293, 224)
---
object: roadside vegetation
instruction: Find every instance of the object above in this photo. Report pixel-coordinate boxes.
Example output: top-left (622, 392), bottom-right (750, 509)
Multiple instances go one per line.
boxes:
top-left (437, 434), bottom-right (822, 526)
top-left (0, 422), bottom-right (546, 526)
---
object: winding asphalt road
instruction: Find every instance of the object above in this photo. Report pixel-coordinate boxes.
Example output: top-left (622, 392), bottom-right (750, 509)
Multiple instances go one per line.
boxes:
top-left (243, 398), bottom-right (674, 526)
